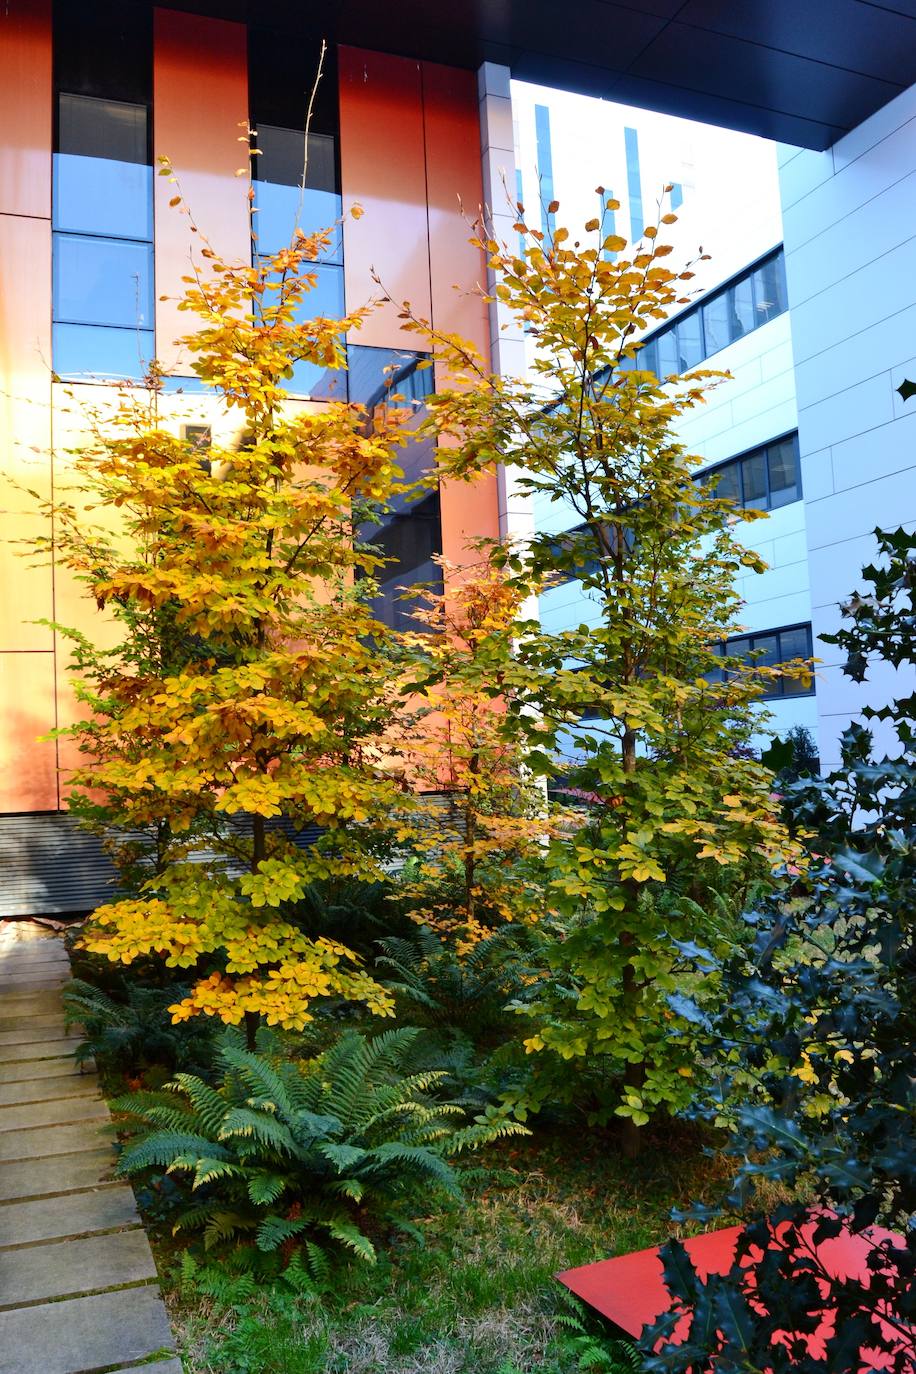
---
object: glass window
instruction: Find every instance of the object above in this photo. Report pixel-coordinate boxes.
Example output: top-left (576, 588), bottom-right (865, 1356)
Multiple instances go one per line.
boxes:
top-left (728, 277), bottom-right (755, 342)
top-left (740, 450), bottom-right (768, 509)
top-left (656, 328), bottom-right (679, 376)
top-left (767, 436), bottom-right (800, 507)
top-left (54, 155), bottom-right (152, 240)
top-left (54, 234), bottom-right (153, 328)
top-left (58, 93), bottom-right (148, 163)
top-left (676, 311), bottom-right (704, 370)
top-left (778, 625), bottom-right (813, 695)
top-left (362, 491), bottom-right (443, 632)
top-left (750, 633), bottom-right (780, 671)
top-left (347, 346), bottom-right (433, 410)
top-left (52, 322), bottom-right (154, 381)
top-left (701, 293), bottom-right (730, 355)
top-left (752, 254), bottom-right (788, 324)
top-left (709, 463), bottom-right (740, 504)
top-left (637, 337), bottom-right (658, 376)
top-left (256, 260), bottom-right (346, 398)
top-left (253, 125), bottom-right (341, 261)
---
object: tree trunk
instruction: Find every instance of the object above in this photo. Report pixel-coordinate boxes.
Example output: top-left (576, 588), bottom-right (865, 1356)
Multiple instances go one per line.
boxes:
top-left (244, 814), bottom-right (268, 1051)
top-left (619, 726), bottom-right (643, 1159)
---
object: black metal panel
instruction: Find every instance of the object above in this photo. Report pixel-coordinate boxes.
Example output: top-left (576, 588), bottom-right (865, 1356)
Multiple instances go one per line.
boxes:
top-left (147, 0), bottom-right (916, 149)
top-left (0, 813), bottom-right (119, 918)
top-left (0, 813), bottom-right (324, 918)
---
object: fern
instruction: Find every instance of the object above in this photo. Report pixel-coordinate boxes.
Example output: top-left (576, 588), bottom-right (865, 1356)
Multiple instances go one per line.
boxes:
top-left (115, 1026), bottom-right (529, 1273)
top-left (63, 977), bottom-right (215, 1074)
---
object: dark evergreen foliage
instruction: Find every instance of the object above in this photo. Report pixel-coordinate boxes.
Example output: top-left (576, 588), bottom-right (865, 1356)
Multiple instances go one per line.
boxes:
top-left (643, 528), bottom-right (916, 1373)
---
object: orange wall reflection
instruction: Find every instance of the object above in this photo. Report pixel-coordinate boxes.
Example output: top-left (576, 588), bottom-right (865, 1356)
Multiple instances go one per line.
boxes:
top-left (153, 9), bottom-right (250, 376)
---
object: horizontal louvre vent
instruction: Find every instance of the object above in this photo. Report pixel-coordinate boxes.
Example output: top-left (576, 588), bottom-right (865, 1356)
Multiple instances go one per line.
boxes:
top-left (0, 813), bottom-right (324, 918)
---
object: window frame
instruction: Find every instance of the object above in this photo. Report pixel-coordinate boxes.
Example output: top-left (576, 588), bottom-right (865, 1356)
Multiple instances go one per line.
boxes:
top-left (710, 622), bottom-right (815, 700)
top-left (699, 431), bottom-right (802, 513)
top-left (634, 246), bottom-right (787, 376)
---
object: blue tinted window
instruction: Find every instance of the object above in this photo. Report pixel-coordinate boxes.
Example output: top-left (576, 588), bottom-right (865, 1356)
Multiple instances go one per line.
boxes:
top-left (54, 234), bottom-right (153, 328)
top-left (53, 322), bottom-right (154, 381)
top-left (260, 260), bottom-right (344, 322)
top-left (254, 182), bottom-right (342, 261)
top-left (701, 293), bottom-right (730, 355)
top-left (699, 432), bottom-right (801, 513)
top-left (729, 277), bottom-right (755, 341)
top-left (347, 346), bottom-right (433, 409)
top-left (53, 154), bottom-right (152, 240)
top-left (677, 312), bottom-right (704, 370)
top-left (656, 328), bottom-right (679, 376)
top-left (257, 261), bottom-right (346, 398)
top-left (670, 182), bottom-right (684, 210)
top-left (624, 127), bottom-right (643, 242)
top-left (254, 125), bottom-right (341, 262)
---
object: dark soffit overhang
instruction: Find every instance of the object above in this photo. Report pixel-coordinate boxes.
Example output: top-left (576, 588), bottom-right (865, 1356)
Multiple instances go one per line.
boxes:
top-left (161, 0), bottom-right (916, 151)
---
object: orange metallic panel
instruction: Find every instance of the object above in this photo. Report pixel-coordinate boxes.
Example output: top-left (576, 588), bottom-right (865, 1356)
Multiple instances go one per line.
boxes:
top-left (0, 214), bottom-right (53, 653)
top-left (153, 9), bottom-right (250, 374)
top-left (339, 47), bottom-right (431, 348)
top-left (422, 62), bottom-right (490, 366)
top-left (0, 653), bottom-right (58, 812)
top-left (420, 62), bottom-right (499, 564)
top-left (0, 0), bottom-right (52, 220)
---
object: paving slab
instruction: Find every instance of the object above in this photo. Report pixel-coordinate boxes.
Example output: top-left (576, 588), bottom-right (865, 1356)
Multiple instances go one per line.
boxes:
top-left (0, 1056), bottom-right (89, 1084)
top-left (0, 957), bottom-right (70, 974)
top-left (0, 990), bottom-right (67, 1014)
top-left (0, 1037), bottom-right (84, 1064)
top-left (0, 1073), bottom-right (101, 1107)
top-left (0, 1021), bottom-right (70, 1046)
top-left (0, 1119), bottom-right (113, 1162)
top-left (0, 979), bottom-right (69, 996)
top-left (0, 1284), bottom-right (174, 1374)
top-left (0, 1147), bottom-right (115, 1202)
top-left (0, 1184), bottom-right (139, 1247)
top-left (0, 1227), bottom-right (156, 1306)
top-left (0, 1093), bottom-right (107, 1132)
top-left (0, 1009), bottom-right (70, 1034)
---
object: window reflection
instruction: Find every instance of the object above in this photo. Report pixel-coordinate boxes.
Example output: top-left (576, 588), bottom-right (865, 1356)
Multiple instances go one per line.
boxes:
top-left (253, 124), bottom-right (342, 262)
top-left (54, 235), bottom-right (153, 328)
top-left (52, 92), bottom-right (153, 382)
top-left (701, 432), bottom-right (801, 513)
top-left (640, 249), bottom-right (788, 380)
top-left (53, 323), bottom-right (154, 381)
top-left (351, 348), bottom-right (441, 630)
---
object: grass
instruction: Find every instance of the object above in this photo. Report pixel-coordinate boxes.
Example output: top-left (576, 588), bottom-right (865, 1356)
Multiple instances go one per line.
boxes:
top-left (156, 1119), bottom-right (728, 1374)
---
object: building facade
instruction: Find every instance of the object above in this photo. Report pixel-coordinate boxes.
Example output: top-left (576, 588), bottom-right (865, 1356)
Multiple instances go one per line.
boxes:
top-left (2, 1), bottom-right (916, 911)
top-left (510, 77), bottom-right (916, 770)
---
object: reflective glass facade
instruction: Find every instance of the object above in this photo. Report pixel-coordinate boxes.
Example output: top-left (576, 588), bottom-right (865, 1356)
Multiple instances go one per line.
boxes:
top-left (52, 4), bottom-right (154, 381)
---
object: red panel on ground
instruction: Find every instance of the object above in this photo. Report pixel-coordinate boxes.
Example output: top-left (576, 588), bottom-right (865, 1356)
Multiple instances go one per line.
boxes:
top-left (557, 1219), bottom-right (904, 1369)
top-left (557, 1225), bottom-right (742, 1337)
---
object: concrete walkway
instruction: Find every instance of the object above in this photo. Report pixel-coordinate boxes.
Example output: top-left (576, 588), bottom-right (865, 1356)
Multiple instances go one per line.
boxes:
top-left (0, 922), bottom-right (181, 1374)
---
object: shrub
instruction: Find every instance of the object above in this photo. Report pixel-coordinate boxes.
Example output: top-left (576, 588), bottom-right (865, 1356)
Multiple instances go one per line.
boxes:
top-left (643, 528), bottom-right (916, 1372)
top-left (113, 1026), bottom-right (527, 1269)
top-left (375, 923), bottom-right (539, 1038)
top-left (63, 977), bottom-right (216, 1077)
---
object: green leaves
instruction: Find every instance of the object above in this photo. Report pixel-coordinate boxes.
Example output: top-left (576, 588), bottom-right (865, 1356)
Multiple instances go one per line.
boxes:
top-left (114, 1026), bottom-right (525, 1273)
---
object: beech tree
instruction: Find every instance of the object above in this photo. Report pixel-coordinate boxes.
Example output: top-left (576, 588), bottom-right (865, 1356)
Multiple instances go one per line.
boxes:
top-left (40, 160), bottom-right (415, 1043)
top-left (394, 560), bottom-right (554, 949)
top-left (404, 197), bottom-right (805, 1147)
